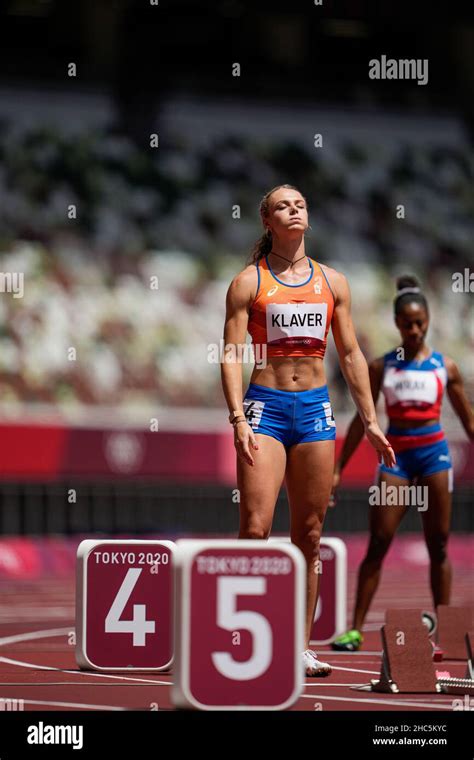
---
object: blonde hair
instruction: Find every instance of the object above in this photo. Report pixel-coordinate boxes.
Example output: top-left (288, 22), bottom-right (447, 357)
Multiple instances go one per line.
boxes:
top-left (247, 184), bottom-right (307, 265)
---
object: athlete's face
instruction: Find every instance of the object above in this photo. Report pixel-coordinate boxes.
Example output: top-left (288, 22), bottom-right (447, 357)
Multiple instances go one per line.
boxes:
top-left (264, 190), bottom-right (308, 237)
top-left (395, 303), bottom-right (429, 350)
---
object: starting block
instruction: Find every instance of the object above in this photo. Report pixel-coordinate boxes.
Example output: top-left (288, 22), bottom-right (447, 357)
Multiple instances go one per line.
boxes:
top-left (437, 633), bottom-right (474, 695)
top-left (369, 608), bottom-right (474, 694)
top-left (371, 609), bottom-right (441, 693)
top-left (466, 632), bottom-right (474, 679)
top-left (76, 539), bottom-right (175, 671)
top-left (436, 605), bottom-right (474, 660)
top-left (386, 608), bottom-right (442, 660)
top-left (172, 539), bottom-right (305, 710)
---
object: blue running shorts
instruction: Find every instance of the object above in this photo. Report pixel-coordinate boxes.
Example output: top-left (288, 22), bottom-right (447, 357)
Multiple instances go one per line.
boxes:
top-left (378, 423), bottom-right (453, 489)
top-left (242, 382), bottom-right (336, 448)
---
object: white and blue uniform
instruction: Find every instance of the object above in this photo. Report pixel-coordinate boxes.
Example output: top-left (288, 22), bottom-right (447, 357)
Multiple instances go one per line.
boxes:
top-left (378, 349), bottom-right (453, 484)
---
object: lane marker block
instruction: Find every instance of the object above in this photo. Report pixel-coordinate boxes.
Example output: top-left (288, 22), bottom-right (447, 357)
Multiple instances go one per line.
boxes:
top-left (76, 539), bottom-right (175, 671)
top-left (172, 539), bottom-right (305, 710)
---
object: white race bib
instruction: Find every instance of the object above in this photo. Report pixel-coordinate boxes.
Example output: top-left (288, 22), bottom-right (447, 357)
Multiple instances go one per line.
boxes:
top-left (266, 302), bottom-right (327, 345)
top-left (384, 368), bottom-right (439, 406)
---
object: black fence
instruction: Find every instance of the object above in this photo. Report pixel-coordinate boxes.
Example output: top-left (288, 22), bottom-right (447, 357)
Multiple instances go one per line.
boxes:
top-left (0, 481), bottom-right (471, 535)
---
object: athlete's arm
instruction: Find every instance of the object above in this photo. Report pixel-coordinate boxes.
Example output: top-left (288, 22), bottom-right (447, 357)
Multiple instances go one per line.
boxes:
top-left (329, 269), bottom-right (395, 468)
top-left (330, 357), bottom-right (384, 506)
top-left (445, 356), bottom-right (474, 440)
top-left (336, 357), bottom-right (385, 473)
top-left (221, 268), bottom-right (259, 466)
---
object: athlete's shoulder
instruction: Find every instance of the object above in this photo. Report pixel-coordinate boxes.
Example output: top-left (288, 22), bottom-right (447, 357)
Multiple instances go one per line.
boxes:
top-left (442, 355), bottom-right (461, 383)
top-left (316, 261), bottom-right (341, 281)
top-left (314, 261), bottom-right (342, 300)
top-left (227, 262), bottom-right (259, 307)
top-left (428, 350), bottom-right (445, 368)
top-left (230, 262), bottom-right (258, 288)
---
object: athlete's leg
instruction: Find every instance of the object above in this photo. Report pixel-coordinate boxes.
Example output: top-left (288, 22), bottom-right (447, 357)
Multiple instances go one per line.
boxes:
top-left (284, 439), bottom-right (335, 648)
top-left (418, 469), bottom-right (452, 607)
top-left (238, 433), bottom-right (287, 539)
top-left (352, 471), bottom-right (409, 631)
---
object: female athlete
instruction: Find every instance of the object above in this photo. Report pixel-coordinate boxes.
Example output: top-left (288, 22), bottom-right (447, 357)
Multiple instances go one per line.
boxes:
top-left (221, 184), bottom-right (395, 675)
top-left (331, 275), bottom-right (474, 651)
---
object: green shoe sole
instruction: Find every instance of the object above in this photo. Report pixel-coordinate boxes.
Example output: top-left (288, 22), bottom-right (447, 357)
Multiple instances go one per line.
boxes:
top-left (331, 629), bottom-right (363, 651)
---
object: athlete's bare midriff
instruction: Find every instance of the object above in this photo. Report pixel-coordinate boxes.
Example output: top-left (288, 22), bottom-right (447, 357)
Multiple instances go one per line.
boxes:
top-left (388, 417), bottom-right (440, 429)
top-left (249, 355), bottom-right (328, 392)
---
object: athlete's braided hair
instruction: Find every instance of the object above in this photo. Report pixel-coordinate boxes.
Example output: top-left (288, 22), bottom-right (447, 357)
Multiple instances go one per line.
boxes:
top-left (247, 184), bottom-right (307, 265)
top-left (394, 274), bottom-right (429, 316)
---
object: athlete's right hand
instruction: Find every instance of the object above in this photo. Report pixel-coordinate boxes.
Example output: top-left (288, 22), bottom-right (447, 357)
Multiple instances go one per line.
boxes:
top-left (234, 420), bottom-right (259, 466)
top-left (329, 467), bottom-right (341, 508)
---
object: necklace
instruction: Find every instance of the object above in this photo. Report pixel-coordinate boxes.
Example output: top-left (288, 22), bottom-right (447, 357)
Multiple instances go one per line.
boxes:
top-left (269, 251), bottom-right (307, 268)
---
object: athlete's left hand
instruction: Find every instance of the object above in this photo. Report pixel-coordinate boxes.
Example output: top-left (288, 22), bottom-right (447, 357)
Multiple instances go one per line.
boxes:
top-left (364, 422), bottom-right (396, 469)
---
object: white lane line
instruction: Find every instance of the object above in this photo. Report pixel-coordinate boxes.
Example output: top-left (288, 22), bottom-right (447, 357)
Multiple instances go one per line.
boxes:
top-left (300, 694), bottom-right (453, 710)
top-left (304, 684), bottom-right (457, 703)
top-left (10, 699), bottom-right (126, 711)
top-left (326, 665), bottom-right (380, 675)
top-left (302, 683), bottom-right (364, 688)
top-left (0, 627), bottom-right (71, 647)
top-left (0, 631), bottom-right (173, 685)
top-left (316, 659), bottom-right (381, 666)
top-left (0, 656), bottom-right (172, 686)
top-left (319, 651), bottom-right (382, 656)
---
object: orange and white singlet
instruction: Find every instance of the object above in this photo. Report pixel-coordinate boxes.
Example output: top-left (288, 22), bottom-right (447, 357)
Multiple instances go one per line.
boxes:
top-left (247, 254), bottom-right (335, 358)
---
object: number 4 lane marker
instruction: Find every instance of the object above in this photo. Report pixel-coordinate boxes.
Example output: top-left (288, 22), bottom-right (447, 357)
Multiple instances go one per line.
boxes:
top-left (105, 568), bottom-right (155, 646)
top-left (76, 539), bottom-right (175, 671)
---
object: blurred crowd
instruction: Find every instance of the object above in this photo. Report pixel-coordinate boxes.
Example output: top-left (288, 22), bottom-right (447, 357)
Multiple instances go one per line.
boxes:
top-left (0, 121), bottom-right (472, 413)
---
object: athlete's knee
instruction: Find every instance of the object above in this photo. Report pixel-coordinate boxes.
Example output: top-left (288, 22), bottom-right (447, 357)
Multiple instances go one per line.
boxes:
top-left (239, 524), bottom-right (270, 540)
top-left (426, 533), bottom-right (449, 564)
top-left (290, 525), bottom-right (322, 557)
top-left (365, 532), bottom-right (393, 563)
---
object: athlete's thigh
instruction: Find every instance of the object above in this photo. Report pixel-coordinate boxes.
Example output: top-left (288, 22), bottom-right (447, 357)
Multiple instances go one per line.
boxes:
top-left (285, 439), bottom-right (335, 525)
top-left (237, 433), bottom-right (287, 529)
top-left (368, 470), bottom-right (411, 537)
top-left (418, 469), bottom-right (452, 537)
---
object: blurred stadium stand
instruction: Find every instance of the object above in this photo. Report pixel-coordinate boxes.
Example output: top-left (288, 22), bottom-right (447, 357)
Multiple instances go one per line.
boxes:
top-left (0, 106), bottom-right (471, 410)
top-left (0, 2), bottom-right (472, 535)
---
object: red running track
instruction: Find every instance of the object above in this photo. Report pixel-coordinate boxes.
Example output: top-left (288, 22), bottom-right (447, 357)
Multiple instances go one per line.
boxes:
top-left (0, 534), bottom-right (471, 711)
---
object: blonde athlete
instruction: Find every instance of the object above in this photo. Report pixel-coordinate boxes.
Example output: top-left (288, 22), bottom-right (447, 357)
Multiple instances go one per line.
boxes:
top-left (221, 184), bottom-right (395, 676)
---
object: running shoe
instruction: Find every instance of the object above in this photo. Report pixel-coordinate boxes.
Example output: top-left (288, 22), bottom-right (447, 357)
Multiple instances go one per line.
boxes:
top-left (302, 649), bottom-right (332, 676)
top-left (331, 629), bottom-right (363, 651)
